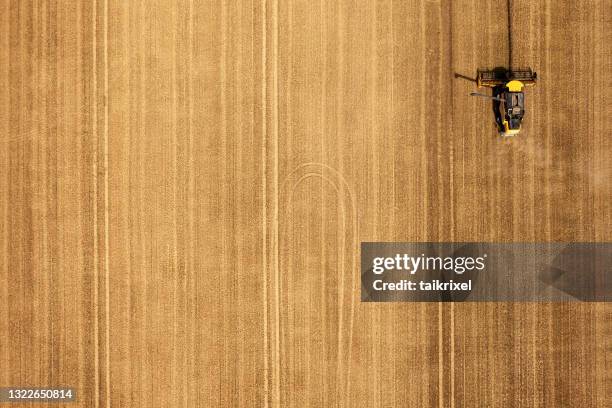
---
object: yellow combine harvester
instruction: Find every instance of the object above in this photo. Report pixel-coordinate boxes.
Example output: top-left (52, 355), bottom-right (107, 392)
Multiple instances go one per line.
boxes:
top-left (470, 68), bottom-right (537, 137)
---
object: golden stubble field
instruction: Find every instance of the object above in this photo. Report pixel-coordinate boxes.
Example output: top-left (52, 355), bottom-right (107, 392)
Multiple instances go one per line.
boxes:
top-left (1, 0), bottom-right (610, 407)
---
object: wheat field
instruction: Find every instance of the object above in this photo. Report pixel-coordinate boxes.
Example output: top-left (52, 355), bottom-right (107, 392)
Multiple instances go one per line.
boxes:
top-left (0, 0), bottom-right (610, 407)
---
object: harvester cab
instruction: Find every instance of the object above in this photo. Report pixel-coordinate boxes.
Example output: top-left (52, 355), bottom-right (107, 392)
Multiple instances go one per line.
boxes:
top-left (470, 68), bottom-right (537, 137)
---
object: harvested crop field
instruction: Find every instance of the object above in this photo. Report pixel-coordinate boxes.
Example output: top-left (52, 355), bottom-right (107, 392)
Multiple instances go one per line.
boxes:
top-left (1, 0), bottom-right (610, 407)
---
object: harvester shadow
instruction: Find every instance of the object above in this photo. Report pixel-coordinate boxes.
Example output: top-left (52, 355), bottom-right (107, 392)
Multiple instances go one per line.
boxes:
top-left (454, 72), bottom-right (477, 83)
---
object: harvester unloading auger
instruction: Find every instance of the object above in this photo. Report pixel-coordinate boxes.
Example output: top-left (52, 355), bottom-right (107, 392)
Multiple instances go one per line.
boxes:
top-left (470, 67), bottom-right (537, 137)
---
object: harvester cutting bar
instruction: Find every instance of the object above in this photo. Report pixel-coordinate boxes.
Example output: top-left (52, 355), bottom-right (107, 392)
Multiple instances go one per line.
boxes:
top-left (477, 68), bottom-right (537, 87)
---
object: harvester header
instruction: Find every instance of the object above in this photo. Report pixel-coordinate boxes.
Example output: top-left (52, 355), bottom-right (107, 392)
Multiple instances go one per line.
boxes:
top-left (476, 67), bottom-right (537, 88)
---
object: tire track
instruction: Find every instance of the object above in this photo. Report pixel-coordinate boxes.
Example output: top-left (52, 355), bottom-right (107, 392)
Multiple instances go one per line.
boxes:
top-left (507, 0), bottom-right (513, 69)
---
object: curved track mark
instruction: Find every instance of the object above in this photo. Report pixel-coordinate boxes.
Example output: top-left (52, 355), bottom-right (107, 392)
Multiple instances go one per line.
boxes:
top-left (279, 162), bottom-right (358, 405)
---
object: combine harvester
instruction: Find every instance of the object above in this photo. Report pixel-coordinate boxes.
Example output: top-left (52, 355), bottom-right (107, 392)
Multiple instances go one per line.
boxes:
top-left (470, 67), bottom-right (537, 137)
